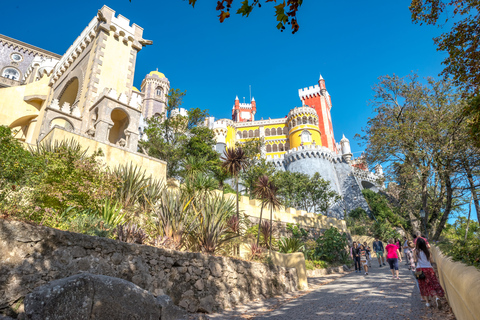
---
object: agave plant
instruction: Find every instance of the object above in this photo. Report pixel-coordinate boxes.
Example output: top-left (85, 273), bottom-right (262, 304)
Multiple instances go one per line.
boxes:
top-left (98, 198), bottom-right (126, 227)
top-left (190, 193), bottom-right (239, 254)
top-left (115, 222), bottom-right (147, 244)
top-left (278, 237), bottom-right (305, 254)
top-left (30, 137), bottom-right (89, 160)
top-left (113, 163), bottom-right (149, 208)
top-left (150, 188), bottom-right (196, 250)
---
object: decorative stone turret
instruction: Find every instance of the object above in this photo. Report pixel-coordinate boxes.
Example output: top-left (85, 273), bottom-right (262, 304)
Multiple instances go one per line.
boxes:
top-left (340, 134), bottom-right (352, 163)
top-left (232, 96), bottom-right (256, 122)
top-left (141, 70), bottom-right (170, 119)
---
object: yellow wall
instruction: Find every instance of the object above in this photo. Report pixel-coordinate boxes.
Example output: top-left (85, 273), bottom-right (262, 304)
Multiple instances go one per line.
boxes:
top-left (226, 194), bottom-right (347, 232)
top-left (226, 125), bottom-right (236, 148)
top-left (97, 34), bottom-right (132, 95)
top-left (40, 128), bottom-right (167, 180)
top-left (0, 76), bottom-right (50, 131)
top-left (268, 250), bottom-right (308, 290)
top-left (432, 246), bottom-right (480, 320)
top-left (289, 124), bottom-right (321, 149)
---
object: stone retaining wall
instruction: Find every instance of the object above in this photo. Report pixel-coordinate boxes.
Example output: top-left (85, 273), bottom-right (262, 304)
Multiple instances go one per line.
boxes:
top-left (0, 219), bottom-right (298, 315)
top-left (432, 246), bottom-right (480, 320)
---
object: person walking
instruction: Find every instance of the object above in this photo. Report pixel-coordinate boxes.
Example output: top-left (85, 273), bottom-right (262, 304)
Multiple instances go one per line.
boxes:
top-left (405, 240), bottom-right (416, 270)
top-left (363, 241), bottom-right (372, 267)
top-left (385, 238), bottom-right (402, 279)
top-left (414, 237), bottom-right (445, 308)
top-left (372, 237), bottom-right (386, 267)
top-left (351, 241), bottom-right (361, 273)
top-left (395, 238), bottom-right (402, 259)
top-left (360, 244), bottom-right (369, 275)
top-left (402, 236), bottom-right (410, 265)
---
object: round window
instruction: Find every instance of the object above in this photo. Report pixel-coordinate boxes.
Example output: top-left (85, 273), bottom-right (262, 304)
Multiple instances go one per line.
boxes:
top-left (11, 53), bottom-right (23, 62)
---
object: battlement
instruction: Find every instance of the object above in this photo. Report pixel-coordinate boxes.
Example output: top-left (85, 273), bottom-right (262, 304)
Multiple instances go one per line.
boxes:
top-left (298, 84), bottom-right (321, 100)
top-left (239, 103), bottom-right (252, 109)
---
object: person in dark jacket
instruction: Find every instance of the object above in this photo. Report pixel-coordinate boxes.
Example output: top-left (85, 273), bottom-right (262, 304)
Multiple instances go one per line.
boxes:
top-left (350, 241), bottom-right (361, 273)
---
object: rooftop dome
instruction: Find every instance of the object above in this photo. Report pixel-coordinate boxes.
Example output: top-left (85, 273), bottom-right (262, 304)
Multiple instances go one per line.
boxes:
top-left (149, 70), bottom-right (166, 78)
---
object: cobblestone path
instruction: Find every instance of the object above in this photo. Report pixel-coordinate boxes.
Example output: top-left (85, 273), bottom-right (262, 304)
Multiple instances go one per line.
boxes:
top-left (207, 260), bottom-right (453, 320)
top-left (253, 262), bottom-right (446, 320)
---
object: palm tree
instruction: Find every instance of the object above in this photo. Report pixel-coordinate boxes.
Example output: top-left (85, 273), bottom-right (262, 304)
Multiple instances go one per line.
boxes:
top-left (266, 180), bottom-right (281, 249)
top-left (253, 175), bottom-right (271, 246)
top-left (221, 147), bottom-right (247, 254)
top-left (221, 147), bottom-right (247, 223)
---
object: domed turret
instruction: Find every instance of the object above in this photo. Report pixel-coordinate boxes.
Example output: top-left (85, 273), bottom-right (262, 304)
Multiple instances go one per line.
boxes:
top-left (287, 106), bottom-right (321, 149)
top-left (141, 69), bottom-right (170, 119)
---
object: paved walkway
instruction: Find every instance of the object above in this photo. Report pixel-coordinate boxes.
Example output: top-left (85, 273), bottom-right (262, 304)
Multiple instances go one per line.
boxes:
top-left (206, 260), bottom-right (455, 320)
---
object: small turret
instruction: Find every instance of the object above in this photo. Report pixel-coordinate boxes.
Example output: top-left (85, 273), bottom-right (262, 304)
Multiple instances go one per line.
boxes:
top-left (251, 97), bottom-right (256, 115)
top-left (340, 134), bottom-right (352, 163)
top-left (374, 164), bottom-right (384, 177)
top-left (319, 74), bottom-right (326, 93)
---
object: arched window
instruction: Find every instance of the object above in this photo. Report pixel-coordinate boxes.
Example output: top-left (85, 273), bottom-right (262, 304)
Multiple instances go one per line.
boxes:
top-left (292, 119), bottom-right (296, 127)
top-left (254, 129), bottom-right (259, 137)
top-left (2, 68), bottom-right (20, 81)
top-left (283, 127), bottom-right (288, 134)
top-left (58, 77), bottom-right (79, 107)
top-left (265, 128), bottom-right (270, 136)
top-left (279, 143), bottom-right (284, 151)
top-left (285, 142), bottom-right (290, 150)
top-left (308, 117), bottom-right (313, 124)
top-left (300, 130), bottom-right (312, 143)
top-left (242, 131), bottom-right (248, 138)
top-left (249, 130), bottom-right (253, 137)
top-left (277, 127), bottom-right (283, 135)
top-left (237, 132), bottom-right (242, 139)
top-left (109, 109), bottom-right (130, 145)
top-left (50, 118), bottom-right (74, 132)
top-left (156, 87), bottom-right (163, 97)
top-left (272, 144), bottom-right (278, 152)
top-left (266, 145), bottom-right (272, 152)
top-left (302, 116), bottom-right (307, 124)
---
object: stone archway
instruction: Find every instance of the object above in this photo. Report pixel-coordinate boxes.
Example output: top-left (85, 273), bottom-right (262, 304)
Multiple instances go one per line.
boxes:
top-left (58, 77), bottom-right (79, 108)
top-left (109, 108), bottom-right (130, 146)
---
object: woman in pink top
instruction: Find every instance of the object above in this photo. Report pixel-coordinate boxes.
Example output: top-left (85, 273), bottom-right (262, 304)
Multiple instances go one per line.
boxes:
top-left (385, 238), bottom-right (402, 279)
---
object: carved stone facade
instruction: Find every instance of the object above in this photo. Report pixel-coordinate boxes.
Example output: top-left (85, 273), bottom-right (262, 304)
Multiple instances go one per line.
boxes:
top-left (0, 6), bottom-right (170, 158)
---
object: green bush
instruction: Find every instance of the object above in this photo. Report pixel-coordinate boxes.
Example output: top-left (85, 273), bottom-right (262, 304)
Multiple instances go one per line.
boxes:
top-left (311, 227), bottom-right (349, 263)
top-left (278, 237), bottom-right (305, 253)
top-left (30, 140), bottom-right (120, 211)
top-left (438, 238), bottom-right (480, 269)
top-left (0, 126), bottom-right (38, 184)
top-left (305, 259), bottom-right (328, 270)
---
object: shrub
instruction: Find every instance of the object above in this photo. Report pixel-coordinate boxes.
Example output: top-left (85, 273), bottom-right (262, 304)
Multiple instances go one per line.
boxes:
top-left (313, 227), bottom-right (349, 263)
top-left (190, 193), bottom-right (239, 254)
top-left (278, 237), bottom-right (305, 254)
top-left (305, 260), bottom-right (328, 270)
top-left (0, 126), bottom-right (37, 184)
top-left (116, 222), bottom-right (147, 244)
top-left (31, 141), bottom-right (119, 211)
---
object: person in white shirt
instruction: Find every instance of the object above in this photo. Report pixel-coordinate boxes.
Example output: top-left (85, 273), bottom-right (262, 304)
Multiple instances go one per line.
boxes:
top-left (414, 238), bottom-right (445, 308)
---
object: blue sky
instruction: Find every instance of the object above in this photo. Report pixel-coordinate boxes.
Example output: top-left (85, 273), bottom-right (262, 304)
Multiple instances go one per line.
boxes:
top-left (1, 0), bottom-right (447, 157)
top-left (2, 1), bottom-right (472, 222)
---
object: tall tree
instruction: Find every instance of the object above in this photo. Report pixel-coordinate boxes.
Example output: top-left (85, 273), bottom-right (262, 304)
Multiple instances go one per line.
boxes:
top-left (253, 175), bottom-right (271, 246)
top-left (140, 89), bottom-right (219, 179)
top-left (221, 147), bottom-right (247, 243)
top-left (236, 138), bottom-right (276, 198)
top-left (359, 73), bottom-right (478, 240)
